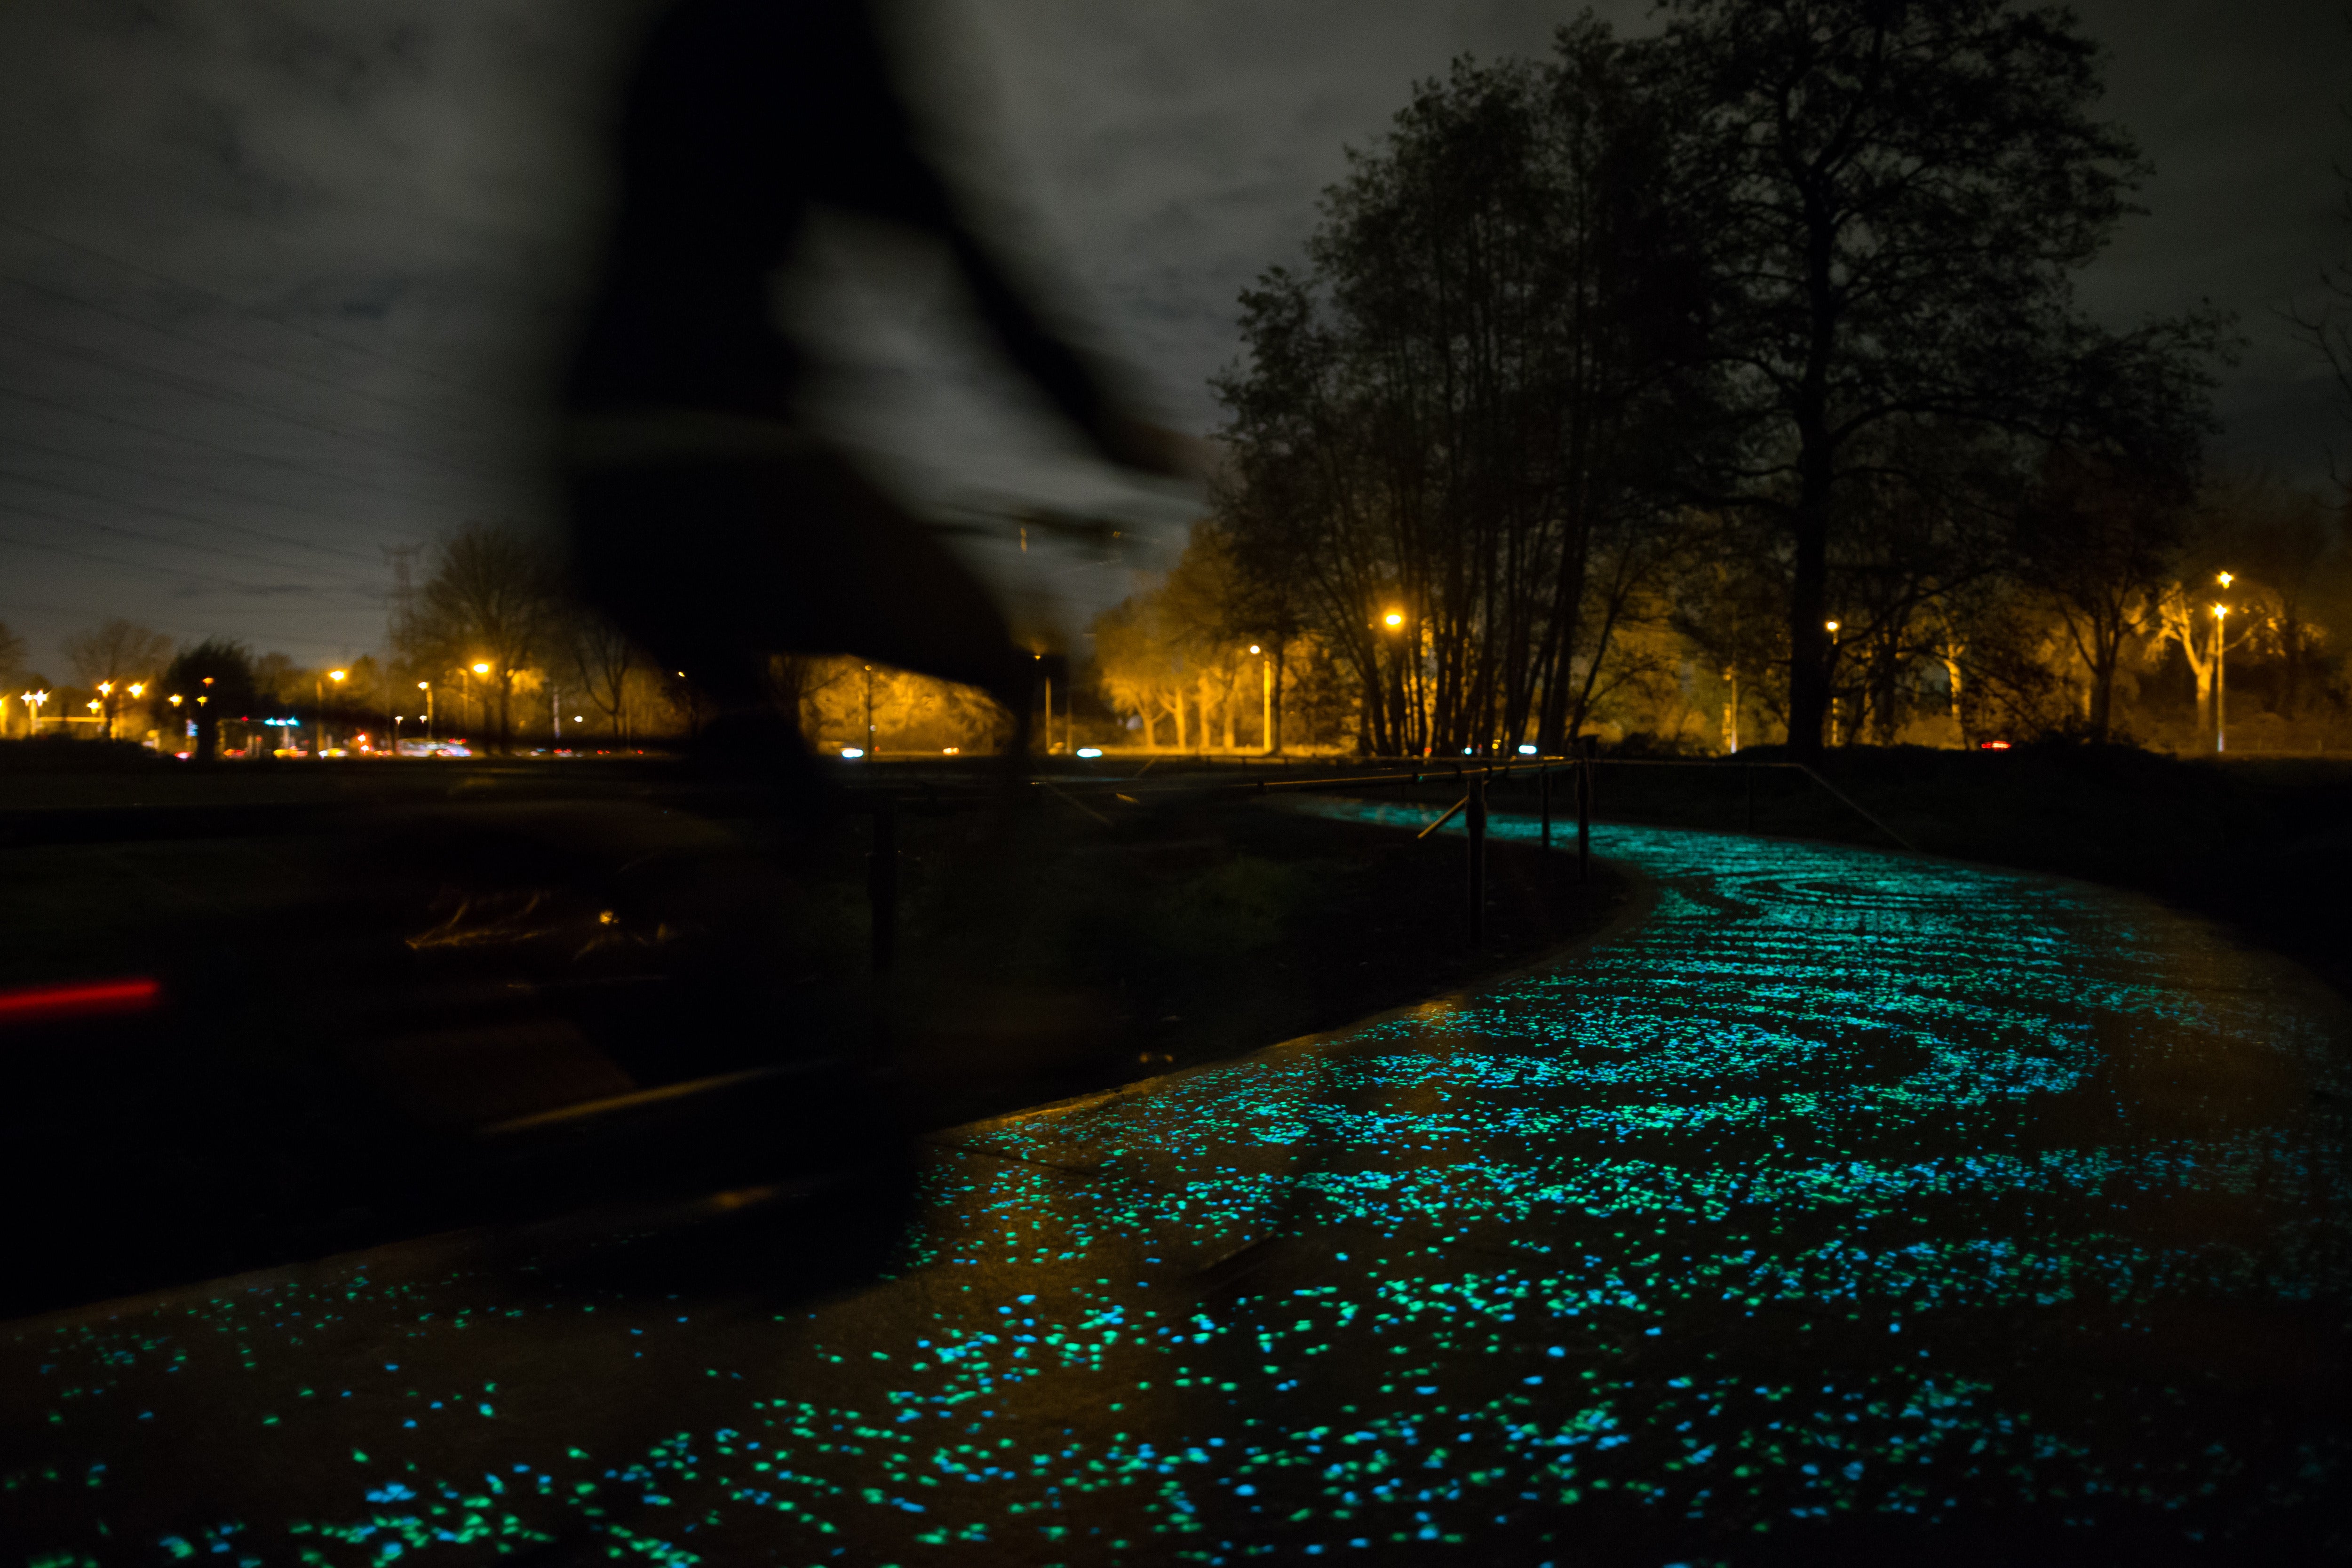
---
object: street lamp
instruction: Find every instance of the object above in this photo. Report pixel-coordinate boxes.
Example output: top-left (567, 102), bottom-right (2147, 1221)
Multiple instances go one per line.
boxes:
top-left (1383, 611), bottom-right (1405, 629)
top-left (21, 689), bottom-right (47, 735)
top-left (466, 662), bottom-right (491, 742)
top-left (418, 681), bottom-right (433, 745)
top-left (312, 667), bottom-right (348, 758)
top-left (2211, 569), bottom-right (2237, 754)
top-left (1249, 644), bottom-right (1276, 755)
top-left (2213, 601), bottom-right (2231, 754)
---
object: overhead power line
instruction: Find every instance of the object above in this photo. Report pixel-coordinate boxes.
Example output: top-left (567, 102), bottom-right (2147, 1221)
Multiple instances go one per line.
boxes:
top-left (0, 524), bottom-right (321, 596)
top-left (0, 384), bottom-right (470, 513)
top-left (0, 427), bottom-right (408, 551)
top-left (0, 461), bottom-right (387, 566)
top-left (0, 322), bottom-right (488, 461)
top-left (0, 215), bottom-right (522, 412)
top-left (0, 270), bottom-right (512, 437)
top-left (0, 494), bottom-right (378, 589)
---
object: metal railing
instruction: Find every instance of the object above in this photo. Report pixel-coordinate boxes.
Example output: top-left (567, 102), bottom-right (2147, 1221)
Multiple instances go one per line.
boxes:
top-left (842, 747), bottom-right (1912, 969)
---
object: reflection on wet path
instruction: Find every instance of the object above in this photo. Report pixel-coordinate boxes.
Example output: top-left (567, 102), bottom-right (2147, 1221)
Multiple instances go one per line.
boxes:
top-left (7, 812), bottom-right (2347, 1562)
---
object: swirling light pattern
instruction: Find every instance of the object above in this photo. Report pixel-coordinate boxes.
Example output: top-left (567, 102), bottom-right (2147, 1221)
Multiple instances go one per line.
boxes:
top-left (6, 809), bottom-right (2346, 1563)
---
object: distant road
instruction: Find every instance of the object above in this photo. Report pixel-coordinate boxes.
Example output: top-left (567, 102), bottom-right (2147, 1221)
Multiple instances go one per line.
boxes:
top-left (7, 813), bottom-right (2347, 1562)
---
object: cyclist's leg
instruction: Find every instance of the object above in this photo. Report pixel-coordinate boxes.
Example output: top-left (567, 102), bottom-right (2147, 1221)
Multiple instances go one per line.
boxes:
top-left (567, 444), bottom-right (1038, 765)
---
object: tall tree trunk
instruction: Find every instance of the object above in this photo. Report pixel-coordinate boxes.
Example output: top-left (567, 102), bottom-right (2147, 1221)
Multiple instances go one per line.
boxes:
top-left (1786, 487), bottom-right (1833, 757)
top-left (1784, 191), bottom-right (1840, 760)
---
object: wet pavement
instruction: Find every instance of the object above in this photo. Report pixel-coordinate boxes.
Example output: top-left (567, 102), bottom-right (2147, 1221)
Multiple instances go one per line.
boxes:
top-left (5, 809), bottom-right (2348, 1564)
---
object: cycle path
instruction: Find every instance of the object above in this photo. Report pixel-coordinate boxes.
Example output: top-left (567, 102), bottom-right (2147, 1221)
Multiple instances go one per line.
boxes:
top-left (5, 811), bottom-right (2347, 1563)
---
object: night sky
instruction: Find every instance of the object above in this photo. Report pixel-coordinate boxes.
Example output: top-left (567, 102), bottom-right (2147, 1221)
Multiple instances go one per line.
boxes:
top-left (0, 0), bottom-right (2343, 672)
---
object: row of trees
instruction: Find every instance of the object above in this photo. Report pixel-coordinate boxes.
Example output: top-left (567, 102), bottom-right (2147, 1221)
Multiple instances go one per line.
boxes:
top-left (1090, 470), bottom-right (2351, 758)
top-left (14, 469), bottom-right (2342, 761)
top-left (0, 525), bottom-right (696, 760)
top-left (1207, 0), bottom-right (2240, 759)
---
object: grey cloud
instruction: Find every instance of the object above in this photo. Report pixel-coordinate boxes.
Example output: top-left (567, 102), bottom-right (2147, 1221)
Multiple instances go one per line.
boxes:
top-left (0, 0), bottom-right (2343, 669)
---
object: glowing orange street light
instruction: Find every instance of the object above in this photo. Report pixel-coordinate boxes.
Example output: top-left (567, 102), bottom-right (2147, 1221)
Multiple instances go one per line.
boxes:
top-left (1383, 611), bottom-right (1404, 629)
top-left (472, 662), bottom-right (490, 675)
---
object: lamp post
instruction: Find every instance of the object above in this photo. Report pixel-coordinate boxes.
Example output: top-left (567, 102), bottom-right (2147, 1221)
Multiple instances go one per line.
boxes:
top-left (95, 680), bottom-right (115, 740)
top-left (21, 689), bottom-right (47, 735)
top-left (1250, 644), bottom-right (1275, 755)
top-left (1034, 655), bottom-right (1050, 757)
top-left (2212, 603), bottom-right (2229, 754)
top-left (418, 681), bottom-right (433, 746)
top-left (313, 668), bottom-right (347, 757)
top-left (1380, 610), bottom-right (1406, 756)
top-left (469, 662), bottom-right (491, 745)
top-left (1824, 621), bottom-right (1842, 747)
top-left (2211, 570), bottom-right (2237, 754)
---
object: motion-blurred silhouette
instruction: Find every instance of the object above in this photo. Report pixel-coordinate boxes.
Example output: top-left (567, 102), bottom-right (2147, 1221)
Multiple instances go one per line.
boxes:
top-left (563, 0), bottom-right (1183, 788)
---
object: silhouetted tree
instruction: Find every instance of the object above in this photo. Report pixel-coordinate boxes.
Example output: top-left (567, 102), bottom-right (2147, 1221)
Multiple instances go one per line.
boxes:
top-left (1217, 28), bottom-right (1708, 756)
top-left (2288, 24), bottom-right (2352, 494)
top-left (63, 619), bottom-right (172, 740)
top-left (2019, 451), bottom-right (2185, 741)
top-left (404, 524), bottom-right (561, 753)
top-left (569, 613), bottom-right (640, 745)
top-left (1655, 0), bottom-right (2225, 756)
top-left (0, 621), bottom-right (27, 734)
top-left (161, 640), bottom-right (258, 764)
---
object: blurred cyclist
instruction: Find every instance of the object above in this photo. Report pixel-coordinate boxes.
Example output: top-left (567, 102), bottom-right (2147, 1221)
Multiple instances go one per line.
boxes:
top-left (563, 0), bottom-right (1184, 789)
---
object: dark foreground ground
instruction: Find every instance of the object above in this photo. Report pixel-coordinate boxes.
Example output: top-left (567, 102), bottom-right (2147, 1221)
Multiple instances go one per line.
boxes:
top-left (4, 807), bottom-right (2344, 1564)
top-left (0, 748), bottom-right (1622, 1320)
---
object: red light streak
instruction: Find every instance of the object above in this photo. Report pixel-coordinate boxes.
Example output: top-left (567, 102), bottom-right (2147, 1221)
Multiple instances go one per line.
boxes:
top-left (0, 977), bottom-right (163, 1024)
